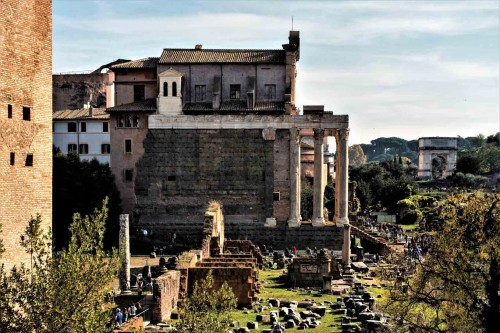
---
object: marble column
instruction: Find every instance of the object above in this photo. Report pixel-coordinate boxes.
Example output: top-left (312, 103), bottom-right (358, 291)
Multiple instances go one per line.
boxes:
top-left (288, 127), bottom-right (301, 227)
top-left (312, 128), bottom-right (326, 226)
top-left (262, 128), bottom-right (277, 227)
top-left (119, 214), bottom-right (131, 294)
top-left (335, 129), bottom-right (349, 227)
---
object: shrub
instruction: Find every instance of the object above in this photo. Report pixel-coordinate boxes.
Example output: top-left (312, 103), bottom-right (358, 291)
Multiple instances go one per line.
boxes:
top-left (400, 210), bottom-right (423, 225)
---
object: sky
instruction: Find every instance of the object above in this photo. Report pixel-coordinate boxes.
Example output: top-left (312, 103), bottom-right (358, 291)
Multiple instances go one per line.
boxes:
top-left (53, 0), bottom-right (500, 145)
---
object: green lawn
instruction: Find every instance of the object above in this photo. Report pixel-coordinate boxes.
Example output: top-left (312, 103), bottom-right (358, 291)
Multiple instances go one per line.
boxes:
top-left (229, 269), bottom-right (389, 333)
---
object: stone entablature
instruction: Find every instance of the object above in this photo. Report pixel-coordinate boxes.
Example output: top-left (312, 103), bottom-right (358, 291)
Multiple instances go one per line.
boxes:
top-left (148, 114), bottom-right (348, 130)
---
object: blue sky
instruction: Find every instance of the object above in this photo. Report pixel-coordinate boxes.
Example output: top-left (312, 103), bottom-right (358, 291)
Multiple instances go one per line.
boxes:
top-left (53, 0), bottom-right (500, 145)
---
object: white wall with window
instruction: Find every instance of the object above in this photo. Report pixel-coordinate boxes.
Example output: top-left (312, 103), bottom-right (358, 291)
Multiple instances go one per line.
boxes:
top-left (53, 109), bottom-right (111, 165)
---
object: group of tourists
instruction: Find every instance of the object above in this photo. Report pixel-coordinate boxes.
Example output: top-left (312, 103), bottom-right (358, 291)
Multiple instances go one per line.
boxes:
top-left (112, 302), bottom-right (142, 328)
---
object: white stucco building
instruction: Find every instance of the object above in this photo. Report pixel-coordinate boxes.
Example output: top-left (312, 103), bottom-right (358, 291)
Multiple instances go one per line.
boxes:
top-left (53, 107), bottom-right (111, 165)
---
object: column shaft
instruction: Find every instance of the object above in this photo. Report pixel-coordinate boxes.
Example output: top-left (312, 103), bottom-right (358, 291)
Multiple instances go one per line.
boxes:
top-left (312, 128), bottom-right (325, 226)
top-left (119, 214), bottom-right (131, 294)
top-left (342, 224), bottom-right (351, 268)
top-left (288, 127), bottom-right (301, 227)
top-left (335, 129), bottom-right (349, 226)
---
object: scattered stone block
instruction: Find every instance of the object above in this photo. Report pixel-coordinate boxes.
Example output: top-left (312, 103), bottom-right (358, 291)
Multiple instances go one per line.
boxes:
top-left (246, 321), bottom-right (258, 329)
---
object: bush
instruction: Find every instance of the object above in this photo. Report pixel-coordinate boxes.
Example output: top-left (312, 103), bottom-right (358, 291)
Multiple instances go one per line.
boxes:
top-left (400, 210), bottom-right (423, 225)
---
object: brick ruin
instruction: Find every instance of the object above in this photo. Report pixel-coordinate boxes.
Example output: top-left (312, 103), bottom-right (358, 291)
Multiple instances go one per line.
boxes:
top-left (0, 0), bottom-right (52, 269)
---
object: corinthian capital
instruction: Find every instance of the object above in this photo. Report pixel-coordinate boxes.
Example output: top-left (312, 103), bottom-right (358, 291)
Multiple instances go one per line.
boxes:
top-left (313, 128), bottom-right (325, 141)
top-left (335, 128), bottom-right (350, 142)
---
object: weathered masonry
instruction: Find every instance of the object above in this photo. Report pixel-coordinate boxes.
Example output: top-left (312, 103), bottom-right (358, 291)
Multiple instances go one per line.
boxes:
top-left (0, 0), bottom-right (52, 269)
top-left (106, 31), bottom-right (352, 268)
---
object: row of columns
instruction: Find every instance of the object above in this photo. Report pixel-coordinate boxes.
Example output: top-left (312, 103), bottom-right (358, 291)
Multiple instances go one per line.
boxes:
top-left (285, 127), bottom-right (351, 268)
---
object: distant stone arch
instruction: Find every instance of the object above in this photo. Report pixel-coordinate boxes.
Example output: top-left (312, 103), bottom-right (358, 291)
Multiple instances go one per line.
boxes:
top-left (417, 137), bottom-right (458, 179)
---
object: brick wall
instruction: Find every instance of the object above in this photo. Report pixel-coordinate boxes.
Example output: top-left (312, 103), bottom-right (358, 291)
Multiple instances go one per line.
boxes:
top-left (0, 0), bottom-right (52, 269)
top-left (152, 270), bottom-right (180, 323)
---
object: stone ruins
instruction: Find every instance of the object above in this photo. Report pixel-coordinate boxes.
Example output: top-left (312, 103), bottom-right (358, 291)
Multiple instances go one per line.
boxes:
top-left (417, 137), bottom-right (458, 178)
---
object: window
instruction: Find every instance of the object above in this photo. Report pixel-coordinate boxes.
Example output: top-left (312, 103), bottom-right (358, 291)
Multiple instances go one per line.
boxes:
top-left (117, 114), bottom-right (139, 128)
top-left (25, 154), bottom-right (33, 167)
top-left (103, 122), bottom-right (109, 132)
top-left (273, 192), bottom-right (281, 201)
top-left (79, 144), bottom-right (89, 154)
top-left (10, 152), bottom-right (15, 166)
top-left (167, 175), bottom-right (176, 181)
top-left (172, 82), bottom-right (177, 97)
top-left (195, 85), bottom-right (206, 102)
top-left (22, 107), bottom-right (31, 121)
top-left (124, 169), bottom-right (133, 182)
top-left (230, 84), bottom-right (241, 99)
top-left (134, 85), bottom-right (145, 102)
top-left (124, 139), bottom-right (132, 154)
top-left (68, 122), bottom-right (77, 132)
top-left (163, 82), bottom-right (168, 97)
top-left (68, 144), bottom-right (77, 153)
top-left (101, 144), bottom-right (111, 154)
top-left (7, 105), bottom-right (12, 118)
top-left (265, 84), bottom-right (276, 101)
top-left (80, 122), bottom-right (86, 132)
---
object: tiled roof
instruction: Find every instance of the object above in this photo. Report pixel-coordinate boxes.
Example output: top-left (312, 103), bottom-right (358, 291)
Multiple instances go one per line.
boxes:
top-left (53, 108), bottom-right (109, 120)
top-left (183, 101), bottom-right (285, 113)
top-left (110, 57), bottom-right (159, 69)
top-left (106, 99), bottom-right (157, 112)
top-left (159, 49), bottom-right (286, 64)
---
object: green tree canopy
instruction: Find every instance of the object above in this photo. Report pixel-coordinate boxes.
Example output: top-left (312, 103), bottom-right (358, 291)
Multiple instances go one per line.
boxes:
top-left (384, 192), bottom-right (500, 333)
top-left (53, 152), bottom-right (122, 249)
top-left (0, 199), bottom-right (120, 333)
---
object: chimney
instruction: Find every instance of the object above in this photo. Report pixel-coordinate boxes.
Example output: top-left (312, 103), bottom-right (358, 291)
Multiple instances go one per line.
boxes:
top-left (195, 44), bottom-right (203, 50)
top-left (89, 106), bottom-right (93, 118)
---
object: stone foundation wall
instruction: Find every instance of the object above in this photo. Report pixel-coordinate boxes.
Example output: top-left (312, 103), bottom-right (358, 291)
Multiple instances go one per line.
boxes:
top-left (288, 257), bottom-right (331, 287)
top-left (152, 270), bottom-right (181, 323)
top-left (187, 267), bottom-right (255, 307)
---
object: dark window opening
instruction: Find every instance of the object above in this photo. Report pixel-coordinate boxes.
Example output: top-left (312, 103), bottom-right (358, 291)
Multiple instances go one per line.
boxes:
top-left (125, 139), bottom-right (132, 153)
top-left (80, 122), bottom-right (86, 132)
top-left (134, 85), bottom-right (145, 102)
top-left (273, 192), bottom-right (281, 201)
top-left (8, 105), bottom-right (12, 118)
top-left (172, 82), bottom-right (177, 97)
top-left (163, 82), bottom-right (168, 97)
top-left (79, 144), bottom-right (89, 154)
top-left (265, 84), bottom-right (276, 101)
top-left (68, 144), bottom-right (77, 153)
top-left (195, 85), bottom-right (206, 102)
top-left (167, 175), bottom-right (176, 181)
top-left (68, 122), bottom-right (77, 132)
top-left (25, 154), bottom-right (33, 167)
top-left (101, 144), bottom-right (111, 154)
top-left (103, 122), bottom-right (109, 132)
top-left (10, 152), bottom-right (15, 166)
top-left (22, 107), bottom-right (31, 121)
top-left (124, 169), bottom-right (133, 182)
top-left (230, 85), bottom-right (241, 99)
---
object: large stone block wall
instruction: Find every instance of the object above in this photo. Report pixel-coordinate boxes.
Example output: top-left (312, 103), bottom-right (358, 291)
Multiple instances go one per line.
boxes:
top-left (152, 270), bottom-right (180, 323)
top-left (134, 128), bottom-right (272, 239)
top-left (0, 0), bottom-right (52, 270)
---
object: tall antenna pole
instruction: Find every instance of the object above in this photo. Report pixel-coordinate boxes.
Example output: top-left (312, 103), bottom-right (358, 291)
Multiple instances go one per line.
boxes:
top-left (292, 16), bottom-right (294, 30)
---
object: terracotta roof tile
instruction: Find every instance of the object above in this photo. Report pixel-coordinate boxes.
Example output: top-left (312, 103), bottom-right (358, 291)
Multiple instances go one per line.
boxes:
top-left (159, 49), bottom-right (286, 64)
top-left (52, 108), bottom-right (109, 120)
top-left (110, 57), bottom-right (159, 69)
top-left (106, 99), bottom-right (157, 112)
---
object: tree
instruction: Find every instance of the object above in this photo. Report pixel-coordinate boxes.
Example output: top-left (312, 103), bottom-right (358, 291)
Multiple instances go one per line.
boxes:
top-left (456, 155), bottom-right (481, 175)
top-left (53, 153), bottom-right (122, 249)
top-left (0, 198), bottom-right (120, 333)
top-left (349, 144), bottom-right (367, 166)
top-left (178, 270), bottom-right (237, 333)
top-left (384, 192), bottom-right (500, 333)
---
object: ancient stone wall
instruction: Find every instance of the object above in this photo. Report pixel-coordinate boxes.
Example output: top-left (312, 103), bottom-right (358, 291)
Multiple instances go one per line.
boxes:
top-left (0, 0), bottom-right (52, 269)
top-left (52, 73), bottom-right (108, 111)
top-left (288, 257), bottom-right (332, 287)
top-left (134, 128), bottom-right (270, 239)
top-left (187, 267), bottom-right (255, 307)
top-left (152, 270), bottom-right (180, 323)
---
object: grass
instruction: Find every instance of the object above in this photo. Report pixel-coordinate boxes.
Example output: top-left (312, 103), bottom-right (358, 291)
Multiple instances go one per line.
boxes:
top-left (228, 269), bottom-right (391, 333)
top-left (400, 223), bottom-right (420, 231)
